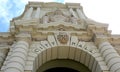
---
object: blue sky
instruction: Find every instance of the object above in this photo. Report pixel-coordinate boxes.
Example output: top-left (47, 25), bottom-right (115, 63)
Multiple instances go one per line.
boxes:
top-left (0, 0), bottom-right (64, 32)
top-left (0, 0), bottom-right (120, 34)
top-left (0, 0), bottom-right (26, 32)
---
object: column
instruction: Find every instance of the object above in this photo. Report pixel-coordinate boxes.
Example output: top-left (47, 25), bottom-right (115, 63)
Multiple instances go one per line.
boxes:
top-left (23, 7), bottom-right (33, 19)
top-left (4, 41), bottom-right (29, 72)
top-left (69, 8), bottom-right (78, 18)
top-left (99, 41), bottom-right (120, 72)
top-left (76, 8), bottom-right (86, 19)
top-left (34, 7), bottom-right (40, 18)
top-left (0, 49), bottom-right (8, 68)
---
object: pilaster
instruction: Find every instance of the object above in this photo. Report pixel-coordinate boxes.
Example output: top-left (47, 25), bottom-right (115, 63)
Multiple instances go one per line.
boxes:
top-left (23, 7), bottom-right (33, 20)
top-left (76, 8), bottom-right (86, 19)
top-left (34, 7), bottom-right (40, 18)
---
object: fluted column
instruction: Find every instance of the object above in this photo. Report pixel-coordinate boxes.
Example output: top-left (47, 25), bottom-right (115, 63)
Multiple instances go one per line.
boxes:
top-left (4, 41), bottom-right (29, 72)
top-left (34, 7), bottom-right (40, 18)
top-left (69, 8), bottom-right (78, 18)
top-left (76, 8), bottom-right (86, 19)
top-left (23, 7), bottom-right (33, 19)
top-left (99, 41), bottom-right (120, 72)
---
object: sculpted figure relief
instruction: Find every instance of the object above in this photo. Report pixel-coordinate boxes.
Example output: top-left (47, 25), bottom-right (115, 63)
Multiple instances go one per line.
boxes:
top-left (70, 15), bottom-right (78, 24)
top-left (42, 9), bottom-right (69, 23)
top-left (50, 9), bottom-right (69, 22)
top-left (57, 32), bottom-right (69, 44)
top-left (42, 9), bottom-right (84, 25)
top-left (42, 14), bottom-right (49, 23)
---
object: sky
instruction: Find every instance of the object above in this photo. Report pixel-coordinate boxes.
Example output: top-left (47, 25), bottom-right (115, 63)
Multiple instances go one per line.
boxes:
top-left (0, 0), bottom-right (120, 34)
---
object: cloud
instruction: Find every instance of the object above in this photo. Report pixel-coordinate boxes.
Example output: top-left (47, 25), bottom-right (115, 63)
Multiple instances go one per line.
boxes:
top-left (0, 0), bottom-right (27, 32)
top-left (0, 0), bottom-right (64, 32)
top-left (54, 0), bottom-right (64, 3)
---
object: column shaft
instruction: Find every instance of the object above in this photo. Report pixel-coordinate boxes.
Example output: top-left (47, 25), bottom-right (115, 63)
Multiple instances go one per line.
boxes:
top-left (4, 41), bottom-right (29, 72)
top-left (99, 42), bottom-right (120, 72)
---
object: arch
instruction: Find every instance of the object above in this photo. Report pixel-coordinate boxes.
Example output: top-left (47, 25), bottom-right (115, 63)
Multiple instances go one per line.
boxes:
top-left (37, 59), bottom-right (91, 72)
top-left (30, 45), bottom-right (108, 72)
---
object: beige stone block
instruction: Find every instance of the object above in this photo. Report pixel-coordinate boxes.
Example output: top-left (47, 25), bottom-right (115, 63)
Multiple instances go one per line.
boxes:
top-left (48, 35), bottom-right (57, 47)
top-left (95, 63), bottom-right (102, 72)
top-left (68, 47), bottom-right (76, 59)
top-left (4, 68), bottom-right (21, 72)
top-left (92, 59), bottom-right (97, 72)
top-left (77, 41), bottom-right (85, 49)
top-left (102, 49), bottom-right (117, 58)
top-left (96, 57), bottom-right (104, 62)
top-left (116, 68), bottom-right (120, 72)
top-left (24, 70), bottom-right (32, 72)
top-left (5, 62), bottom-right (24, 72)
top-left (110, 63), bottom-right (120, 72)
top-left (27, 56), bottom-right (35, 61)
top-left (70, 36), bottom-right (78, 47)
top-left (85, 53), bottom-right (91, 67)
top-left (13, 44), bottom-right (28, 51)
top-left (51, 47), bottom-right (58, 59)
top-left (25, 65), bottom-right (33, 71)
top-left (88, 55), bottom-right (94, 70)
top-left (79, 50), bottom-right (86, 64)
top-left (40, 41), bottom-right (51, 49)
top-left (96, 63), bottom-right (109, 72)
top-left (7, 56), bottom-right (25, 66)
top-left (35, 55), bottom-right (39, 70)
top-left (105, 53), bottom-right (119, 62)
top-left (100, 45), bottom-right (113, 53)
top-left (38, 53), bottom-right (42, 67)
top-left (42, 50), bottom-right (47, 64)
top-left (108, 58), bottom-right (120, 68)
top-left (26, 61), bottom-right (33, 65)
top-left (74, 48), bottom-right (82, 62)
top-left (28, 52), bottom-right (37, 58)
top-left (10, 52), bottom-right (26, 60)
top-left (13, 48), bottom-right (27, 55)
top-left (58, 46), bottom-right (69, 59)
top-left (46, 48), bottom-right (52, 61)
top-left (99, 42), bottom-right (109, 49)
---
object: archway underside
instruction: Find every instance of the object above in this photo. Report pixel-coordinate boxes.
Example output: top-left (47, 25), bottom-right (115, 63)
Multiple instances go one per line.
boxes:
top-left (36, 59), bottom-right (91, 72)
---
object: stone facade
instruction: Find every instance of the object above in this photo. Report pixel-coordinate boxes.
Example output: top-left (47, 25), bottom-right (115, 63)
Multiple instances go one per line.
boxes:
top-left (0, 2), bottom-right (120, 72)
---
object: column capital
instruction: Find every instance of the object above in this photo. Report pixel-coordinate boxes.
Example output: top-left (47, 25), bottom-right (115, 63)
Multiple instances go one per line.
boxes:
top-left (94, 33), bottom-right (109, 47)
top-left (15, 33), bottom-right (31, 43)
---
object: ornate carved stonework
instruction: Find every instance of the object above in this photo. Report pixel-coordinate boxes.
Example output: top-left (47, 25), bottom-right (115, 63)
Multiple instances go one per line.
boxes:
top-left (57, 32), bottom-right (69, 44)
top-left (1, 2), bottom-right (120, 72)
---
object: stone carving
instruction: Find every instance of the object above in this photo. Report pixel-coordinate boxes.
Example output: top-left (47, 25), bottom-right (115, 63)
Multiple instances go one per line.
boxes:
top-left (41, 9), bottom-right (85, 25)
top-left (50, 9), bottom-right (69, 22)
top-left (42, 14), bottom-right (49, 23)
top-left (41, 9), bottom-right (70, 23)
top-left (57, 32), bottom-right (69, 44)
top-left (70, 15), bottom-right (78, 24)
